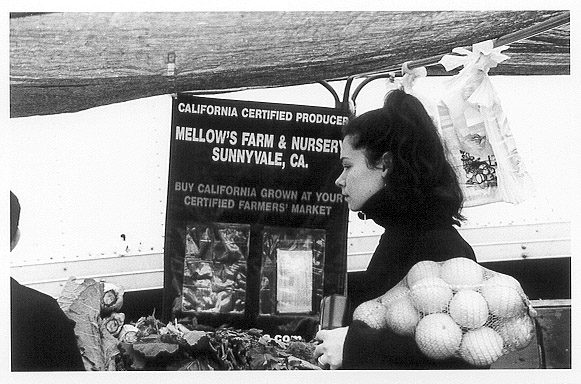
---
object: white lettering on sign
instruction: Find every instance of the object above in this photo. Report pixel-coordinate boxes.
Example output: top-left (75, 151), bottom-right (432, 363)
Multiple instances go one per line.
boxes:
top-left (241, 132), bottom-right (274, 148)
top-left (260, 188), bottom-right (298, 201)
top-left (295, 113), bottom-right (349, 125)
top-left (211, 147), bottom-right (284, 168)
top-left (175, 127), bottom-right (237, 144)
top-left (241, 108), bottom-right (293, 121)
top-left (291, 136), bottom-right (341, 153)
top-left (178, 103), bottom-right (239, 117)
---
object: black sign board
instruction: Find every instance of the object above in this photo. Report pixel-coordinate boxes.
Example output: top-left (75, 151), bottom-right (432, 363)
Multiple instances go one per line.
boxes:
top-left (162, 94), bottom-right (349, 338)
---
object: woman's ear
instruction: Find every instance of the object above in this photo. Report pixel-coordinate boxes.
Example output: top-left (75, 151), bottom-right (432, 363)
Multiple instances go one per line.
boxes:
top-left (380, 151), bottom-right (393, 177)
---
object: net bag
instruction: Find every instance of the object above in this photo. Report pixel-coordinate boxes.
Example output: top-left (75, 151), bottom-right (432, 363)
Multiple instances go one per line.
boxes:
top-left (352, 257), bottom-right (537, 366)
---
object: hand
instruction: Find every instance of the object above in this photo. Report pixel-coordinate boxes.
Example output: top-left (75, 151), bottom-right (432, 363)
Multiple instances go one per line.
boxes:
top-left (313, 326), bottom-right (349, 370)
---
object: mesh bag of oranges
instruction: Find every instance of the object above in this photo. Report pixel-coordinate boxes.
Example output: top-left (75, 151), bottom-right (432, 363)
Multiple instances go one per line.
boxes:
top-left (352, 257), bottom-right (537, 366)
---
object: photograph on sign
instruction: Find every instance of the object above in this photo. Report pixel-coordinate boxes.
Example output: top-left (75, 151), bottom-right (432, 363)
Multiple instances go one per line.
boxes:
top-left (276, 250), bottom-right (313, 314)
top-left (182, 223), bottom-right (249, 313)
top-left (259, 227), bottom-right (325, 315)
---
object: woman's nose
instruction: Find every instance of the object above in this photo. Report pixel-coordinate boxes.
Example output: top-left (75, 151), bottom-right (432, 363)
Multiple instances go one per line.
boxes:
top-left (335, 172), bottom-right (344, 188)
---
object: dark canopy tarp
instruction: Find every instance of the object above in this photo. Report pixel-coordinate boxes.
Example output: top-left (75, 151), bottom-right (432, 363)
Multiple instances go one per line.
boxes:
top-left (10, 11), bottom-right (570, 118)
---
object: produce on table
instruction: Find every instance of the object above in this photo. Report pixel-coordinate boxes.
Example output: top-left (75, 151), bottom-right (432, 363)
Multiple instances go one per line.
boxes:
top-left (114, 317), bottom-right (321, 371)
top-left (57, 277), bottom-right (120, 371)
top-left (103, 312), bottom-right (126, 337)
top-left (58, 278), bottom-right (321, 371)
top-left (119, 324), bottom-right (139, 344)
top-left (57, 258), bottom-right (534, 370)
top-left (352, 257), bottom-right (537, 366)
top-left (101, 282), bottom-right (125, 315)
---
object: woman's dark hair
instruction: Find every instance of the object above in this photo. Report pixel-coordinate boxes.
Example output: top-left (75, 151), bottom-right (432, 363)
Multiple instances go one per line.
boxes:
top-left (342, 89), bottom-right (465, 223)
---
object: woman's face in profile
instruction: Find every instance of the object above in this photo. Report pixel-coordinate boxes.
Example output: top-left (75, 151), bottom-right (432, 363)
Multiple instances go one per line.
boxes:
top-left (335, 135), bottom-right (385, 211)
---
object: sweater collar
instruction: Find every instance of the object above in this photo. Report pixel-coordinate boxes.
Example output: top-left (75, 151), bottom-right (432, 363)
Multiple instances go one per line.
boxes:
top-left (358, 187), bottom-right (457, 230)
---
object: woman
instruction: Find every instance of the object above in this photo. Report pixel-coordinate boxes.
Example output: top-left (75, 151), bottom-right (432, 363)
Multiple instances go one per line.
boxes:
top-left (314, 89), bottom-right (479, 370)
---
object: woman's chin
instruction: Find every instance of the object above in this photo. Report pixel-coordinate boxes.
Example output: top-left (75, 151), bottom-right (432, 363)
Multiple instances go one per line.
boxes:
top-left (347, 203), bottom-right (361, 212)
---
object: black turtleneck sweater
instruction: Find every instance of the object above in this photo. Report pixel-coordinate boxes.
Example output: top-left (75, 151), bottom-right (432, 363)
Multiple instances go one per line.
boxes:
top-left (342, 188), bottom-right (481, 370)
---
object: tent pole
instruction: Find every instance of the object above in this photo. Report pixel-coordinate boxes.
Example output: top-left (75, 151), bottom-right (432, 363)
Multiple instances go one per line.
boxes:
top-left (349, 11), bottom-right (570, 104)
top-left (494, 11), bottom-right (570, 47)
top-left (356, 11), bottom-right (570, 79)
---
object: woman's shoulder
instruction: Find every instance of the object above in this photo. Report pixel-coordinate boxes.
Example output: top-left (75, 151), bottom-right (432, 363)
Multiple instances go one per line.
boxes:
top-left (417, 225), bottom-right (461, 239)
top-left (412, 226), bottom-right (475, 261)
